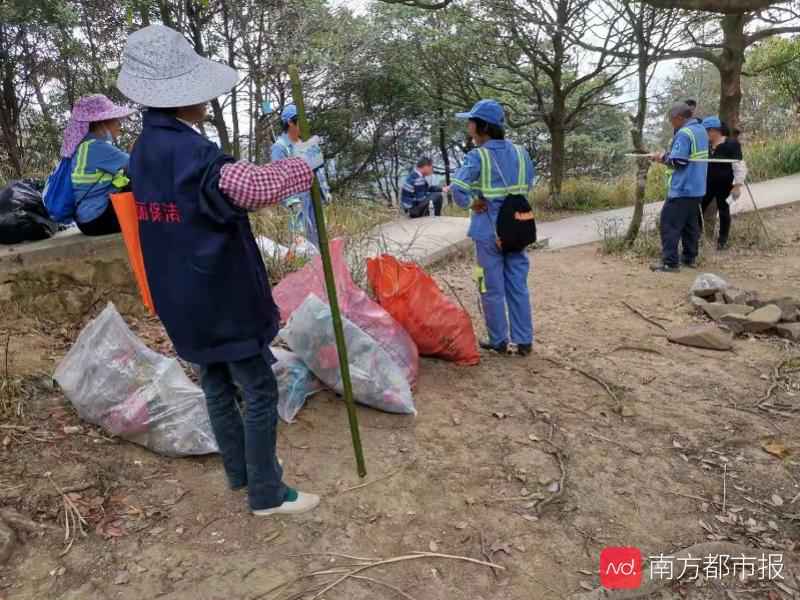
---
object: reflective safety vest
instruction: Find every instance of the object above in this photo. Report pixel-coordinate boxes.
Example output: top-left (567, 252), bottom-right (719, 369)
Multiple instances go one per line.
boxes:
top-left (666, 126), bottom-right (708, 192)
top-left (471, 145), bottom-right (529, 198)
top-left (71, 139), bottom-right (129, 189)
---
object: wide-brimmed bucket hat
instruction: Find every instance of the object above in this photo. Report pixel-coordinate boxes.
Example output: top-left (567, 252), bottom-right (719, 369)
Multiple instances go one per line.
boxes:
top-left (117, 24), bottom-right (238, 108)
top-left (60, 94), bottom-right (135, 157)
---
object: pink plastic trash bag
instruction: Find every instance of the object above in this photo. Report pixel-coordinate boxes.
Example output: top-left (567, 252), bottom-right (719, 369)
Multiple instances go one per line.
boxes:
top-left (273, 238), bottom-right (419, 387)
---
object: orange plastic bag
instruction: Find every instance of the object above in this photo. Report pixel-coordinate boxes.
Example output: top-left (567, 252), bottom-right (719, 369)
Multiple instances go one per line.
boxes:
top-left (110, 192), bottom-right (155, 315)
top-left (367, 255), bottom-right (480, 366)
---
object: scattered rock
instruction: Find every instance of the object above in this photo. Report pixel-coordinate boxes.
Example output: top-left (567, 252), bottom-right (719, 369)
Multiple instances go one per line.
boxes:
top-left (702, 302), bottom-right (754, 322)
top-left (690, 295), bottom-right (708, 311)
top-left (0, 519), bottom-right (16, 564)
top-left (113, 571), bottom-right (130, 585)
top-left (772, 494), bottom-right (784, 507)
top-left (690, 273), bottom-right (728, 298)
top-left (764, 297), bottom-right (800, 322)
top-left (667, 324), bottom-right (733, 351)
top-left (63, 425), bottom-right (82, 435)
top-left (429, 540), bottom-right (439, 552)
top-left (719, 313), bottom-right (750, 335)
top-left (723, 287), bottom-right (753, 305)
top-left (746, 305), bottom-right (782, 332)
top-left (454, 521), bottom-right (468, 530)
top-left (776, 323), bottom-right (800, 342)
top-left (713, 292), bottom-right (726, 304)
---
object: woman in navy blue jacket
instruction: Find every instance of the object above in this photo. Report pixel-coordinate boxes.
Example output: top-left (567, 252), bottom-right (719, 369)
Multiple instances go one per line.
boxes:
top-left (117, 25), bottom-right (323, 516)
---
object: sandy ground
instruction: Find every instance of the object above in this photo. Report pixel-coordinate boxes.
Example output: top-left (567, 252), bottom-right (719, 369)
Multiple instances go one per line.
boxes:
top-left (2, 204), bottom-right (800, 600)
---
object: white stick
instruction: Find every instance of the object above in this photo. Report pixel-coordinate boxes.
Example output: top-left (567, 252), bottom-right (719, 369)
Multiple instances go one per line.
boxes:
top-left (624, 153), bottom-right (740, 163)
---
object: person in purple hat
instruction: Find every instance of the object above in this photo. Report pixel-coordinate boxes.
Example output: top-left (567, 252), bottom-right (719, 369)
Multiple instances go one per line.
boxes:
top-left (61, 94), bottom-right (135, 236)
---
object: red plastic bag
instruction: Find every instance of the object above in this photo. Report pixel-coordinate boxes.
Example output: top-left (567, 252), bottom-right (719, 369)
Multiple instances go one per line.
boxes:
top-left (273, 239), bottom-right (419, 387)
top-left (367, 255), bottom-right (480, 366)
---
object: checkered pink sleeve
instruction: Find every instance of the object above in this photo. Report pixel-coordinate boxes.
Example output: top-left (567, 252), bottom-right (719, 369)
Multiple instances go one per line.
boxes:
top-left (219, 158), bottom-right (313, 211)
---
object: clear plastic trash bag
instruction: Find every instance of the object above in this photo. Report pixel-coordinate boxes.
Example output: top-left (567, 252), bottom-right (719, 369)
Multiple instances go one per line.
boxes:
top-left (280, 294), bottom-right (416, 415)
top-left (54, 303), bottom-right (218, 456)
top-left (271, 347), bottom-right (326, 423)
top-left (273, 238), bottom-right (418, 388)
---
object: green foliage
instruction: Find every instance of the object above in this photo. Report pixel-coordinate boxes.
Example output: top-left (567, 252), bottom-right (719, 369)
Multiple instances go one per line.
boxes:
top-left (747, 37), bottom-right (800, 110)
top-left (744, 133), bottom-right (800, 182)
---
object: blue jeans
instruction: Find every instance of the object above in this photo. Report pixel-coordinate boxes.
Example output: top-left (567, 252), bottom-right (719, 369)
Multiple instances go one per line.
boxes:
top-left (199, 354), bottom-right (288, 510)
top-left (660, 196), bottom-right (702, 267)
top-left (475, 240), bottom-right (534, 346)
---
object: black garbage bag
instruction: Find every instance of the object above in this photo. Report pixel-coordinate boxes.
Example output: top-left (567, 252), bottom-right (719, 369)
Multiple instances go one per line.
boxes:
top-left (0, 180), bottom-right (58, 245)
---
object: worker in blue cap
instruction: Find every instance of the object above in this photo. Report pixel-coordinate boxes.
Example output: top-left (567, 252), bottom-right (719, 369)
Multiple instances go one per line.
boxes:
top-left (446, 99), bottom-right (536, 356)
top-left (271, 104), bottom-right (331, 246)
top-left (701, 115), bottom-right (744, 250)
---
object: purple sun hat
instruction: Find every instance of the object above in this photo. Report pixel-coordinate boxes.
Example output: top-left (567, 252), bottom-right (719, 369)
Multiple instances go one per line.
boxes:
top-left (60, 94), bottom-right (135, 158)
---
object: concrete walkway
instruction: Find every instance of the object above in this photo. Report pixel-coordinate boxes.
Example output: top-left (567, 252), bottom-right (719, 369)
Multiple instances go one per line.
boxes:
top-left (371, 173), bottom-right (800, 260)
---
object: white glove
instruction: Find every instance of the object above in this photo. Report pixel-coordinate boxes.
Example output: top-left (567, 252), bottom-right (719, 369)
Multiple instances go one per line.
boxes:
top-left (294, 135), bottom-right (324, 171)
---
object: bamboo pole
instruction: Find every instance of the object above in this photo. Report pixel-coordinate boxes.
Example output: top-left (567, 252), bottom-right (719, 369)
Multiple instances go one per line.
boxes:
top-left (288, 65), bottom-right (366, 478)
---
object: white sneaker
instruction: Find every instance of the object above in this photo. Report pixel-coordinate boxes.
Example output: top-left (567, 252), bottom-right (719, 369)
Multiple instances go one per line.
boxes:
top-left (252, 491), bottom-right (320, 516)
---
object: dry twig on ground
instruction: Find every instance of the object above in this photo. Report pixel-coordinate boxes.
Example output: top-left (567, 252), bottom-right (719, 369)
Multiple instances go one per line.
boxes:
top-left (274, 551), bottom-right (505, 600)
top-left (620, 301), bottom-right (667, 332)
top-left (47, 473), bottom-right (88, 556)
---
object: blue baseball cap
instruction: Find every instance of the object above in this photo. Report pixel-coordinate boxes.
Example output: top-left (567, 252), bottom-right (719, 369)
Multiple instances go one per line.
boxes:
top-left (281, 104), bottom-right (298, 124)
top-left (702, 116), bottom-right (722, 130)
top-left (455, 99), bottom-right (505, 127)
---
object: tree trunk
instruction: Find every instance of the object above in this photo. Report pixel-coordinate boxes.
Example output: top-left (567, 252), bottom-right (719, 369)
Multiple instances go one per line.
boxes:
top-left (186, 3), bottom-right (232, 154)
top-left (625, 36), bottom-right (652, 245)
top-left (0, 61), bottom-right (23, 177)
top-left (209, 99), bottom-right (232, 154)
top-left (549, 119), bottom-right (566, 206)
top-left (717, 13), bottom-right (745, 130)
top-left (221, 1), bottom-right (240, 159)
top-left (436, 100), bottom-right (451, 204)
top-left (159, 1), bottom-right (174, 28)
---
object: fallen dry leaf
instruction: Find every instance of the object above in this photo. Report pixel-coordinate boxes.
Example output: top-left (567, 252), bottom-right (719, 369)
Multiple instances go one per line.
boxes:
top-left (761, 439), bottom-right (791, 460)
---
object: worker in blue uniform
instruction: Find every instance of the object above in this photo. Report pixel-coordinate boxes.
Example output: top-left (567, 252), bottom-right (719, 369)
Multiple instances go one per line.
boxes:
top-left (447, 100), bottom-right (536, 356)
top-left (271, 104), bottom-right (331, 245)
top-left (649, 102), bottom-right (709, 272)
top-left (400, 157), bottom-right (444, 218)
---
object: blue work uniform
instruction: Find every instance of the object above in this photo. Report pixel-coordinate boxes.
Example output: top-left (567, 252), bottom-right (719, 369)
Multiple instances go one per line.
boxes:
top-left (400, 169), bottom-right (443, 217)
top-left (451, 140), bottom-right (536, 347)
top-left (659, 121), bottom-right (709, 267)
top-left (271, 133), bottom-right (329, 246)
top-left (70, 133), bottom-right (129, 224)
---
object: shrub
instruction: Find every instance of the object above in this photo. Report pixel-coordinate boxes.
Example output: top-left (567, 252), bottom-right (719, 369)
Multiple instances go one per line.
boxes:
top-left (743, 133), bottom-right (800, 182)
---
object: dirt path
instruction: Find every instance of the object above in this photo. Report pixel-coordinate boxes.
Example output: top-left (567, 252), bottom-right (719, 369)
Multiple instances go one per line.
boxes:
top-left (2, 205), bottom-right (800, 600)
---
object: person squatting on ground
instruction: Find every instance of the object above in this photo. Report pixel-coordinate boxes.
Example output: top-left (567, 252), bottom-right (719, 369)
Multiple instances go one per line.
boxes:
top-left (61, 94), bottom-right (135, 236)
top-left (649, 102), bottom-right (709, 273)
top-left (701, 116), bottom-right (746, 250)
top-left (400, 157), bottom-right (444, 218)
top-left (271, 104), bottom-right (332, 246)
top-left (448, 100), bottom-right (535, 356)
top-left (117, 24), bottom-right (321, 516)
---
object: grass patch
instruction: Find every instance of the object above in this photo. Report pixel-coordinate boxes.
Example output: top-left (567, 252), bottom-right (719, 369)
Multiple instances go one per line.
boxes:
top-left (599, 209), bottom-right (779, 261)
top-left (249, 198), bottom-right (395, 286)
top-left (743, 134), bottom-right (800, 182)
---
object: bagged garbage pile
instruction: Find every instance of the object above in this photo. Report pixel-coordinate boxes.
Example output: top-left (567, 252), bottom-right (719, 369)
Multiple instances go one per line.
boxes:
top-left (54, 303), bottom-right (218, 456)
top-left (280, 294), bottom-right (416, 415)
top-left (367, 255), bottom-right (480, 366)
top-left (273, 238), bottom-right (418, 387)
top-left (272, 347), bottom-right (326, 423)
top-left (0, 180), bottom-right (58, 244)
